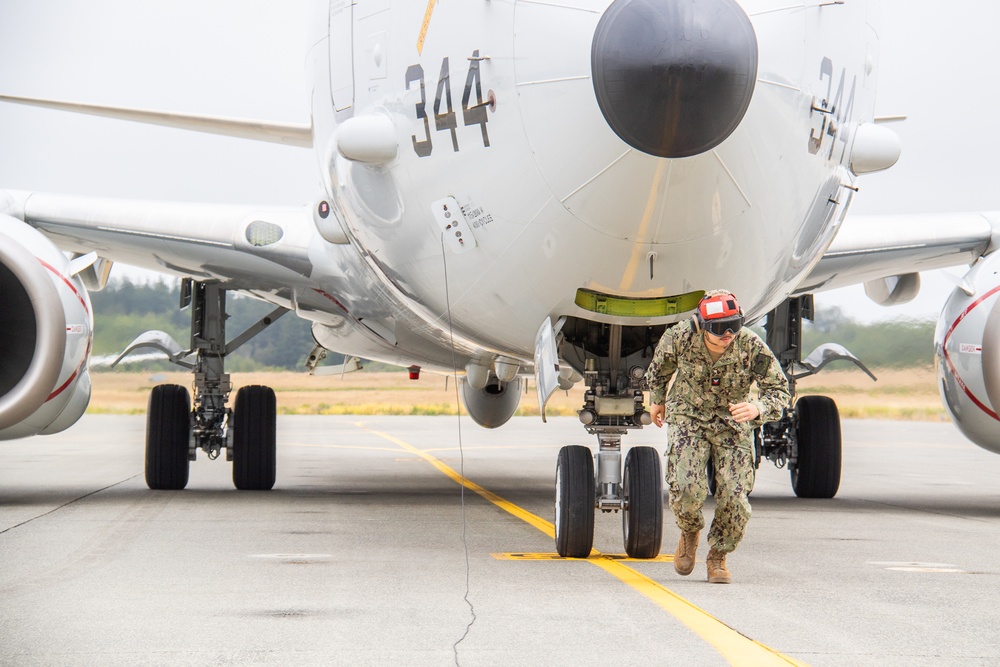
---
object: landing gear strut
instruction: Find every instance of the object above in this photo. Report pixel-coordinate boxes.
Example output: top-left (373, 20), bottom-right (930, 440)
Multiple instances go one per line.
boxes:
top-left (554, 321), bottom-right (663, 559)
top-left (133, 280), bottom-right (288, 490)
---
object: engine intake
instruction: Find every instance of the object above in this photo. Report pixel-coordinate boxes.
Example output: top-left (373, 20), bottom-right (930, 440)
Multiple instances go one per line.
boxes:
top-left (0, 217), bottom-right (93, 438)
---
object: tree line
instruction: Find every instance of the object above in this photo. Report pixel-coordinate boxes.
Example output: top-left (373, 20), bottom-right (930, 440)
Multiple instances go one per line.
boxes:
top-left (799, 306), bottom-right (936, 369)
top-left (90, 278), bottom-right (319, 371)
top-left (89, 279), bottom-right (938, 371)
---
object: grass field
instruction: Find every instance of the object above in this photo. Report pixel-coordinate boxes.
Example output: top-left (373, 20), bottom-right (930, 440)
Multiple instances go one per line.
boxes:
top-left (87, 366), bottom-right (946, 421)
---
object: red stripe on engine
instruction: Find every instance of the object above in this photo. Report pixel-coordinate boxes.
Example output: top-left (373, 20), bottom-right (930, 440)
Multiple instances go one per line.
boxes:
top-left (46, 339), bottom-right (91, 403)
top-left (34, 257), bottom-right (93, 403)
top-left (37, 258), bottom-right (90, 316)
top-left (941, 284), bottom-right (1000, 422)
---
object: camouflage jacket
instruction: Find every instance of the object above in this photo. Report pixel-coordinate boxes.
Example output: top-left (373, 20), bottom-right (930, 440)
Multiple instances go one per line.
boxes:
top-left (644, 319), bottom-right (790, 430)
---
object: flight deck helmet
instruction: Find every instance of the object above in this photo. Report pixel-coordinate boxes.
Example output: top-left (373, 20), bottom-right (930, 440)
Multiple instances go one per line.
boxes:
top-left (697, 291), bottom-right (744, 336)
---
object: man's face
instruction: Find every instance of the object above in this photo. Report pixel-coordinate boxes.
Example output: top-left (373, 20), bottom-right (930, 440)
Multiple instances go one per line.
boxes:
top-left (704, 330), bottom-right (736, 349)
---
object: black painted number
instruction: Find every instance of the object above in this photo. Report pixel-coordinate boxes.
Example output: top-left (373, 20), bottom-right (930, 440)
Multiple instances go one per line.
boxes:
top-left (807, 56), bottom-right (856, 163)
top-left (406, 64), bottom-right (432, 158)
top-left (462, 50), bottom-right (490, 148)
top-left (434, 58), bottom-right (459, 152)
top-left (410, 51), bottom-right (491, 157)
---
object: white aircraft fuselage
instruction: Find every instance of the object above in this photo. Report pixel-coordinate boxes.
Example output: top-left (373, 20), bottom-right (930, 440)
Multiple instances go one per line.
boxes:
top-left (300, 0), bottom-right (876, 373)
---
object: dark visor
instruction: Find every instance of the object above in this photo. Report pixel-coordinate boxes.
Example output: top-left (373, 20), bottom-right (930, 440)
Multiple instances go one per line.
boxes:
top-left (704, 316), bottom-right (742, 336)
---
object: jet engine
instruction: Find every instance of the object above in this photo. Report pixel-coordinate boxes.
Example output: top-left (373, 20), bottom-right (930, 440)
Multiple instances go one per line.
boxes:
top-left (0, 216), bottom-right (94, 439)
top-left (460, 375), bottom-right (522, 429)
top-left (935, 251), bottom-right (1000, 454)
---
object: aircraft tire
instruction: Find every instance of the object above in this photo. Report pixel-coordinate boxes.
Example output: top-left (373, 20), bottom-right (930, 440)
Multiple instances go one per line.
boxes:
top-left (622, 446), bottom-right (663, 559)
top-left (791, 395), bottom-right (841, 498)
top-left (145, 384), bottom-right (191, 490)
top-left (232, 385), bottom-right (277, 491)
top-left (555, 445), bottom-right (595, 558)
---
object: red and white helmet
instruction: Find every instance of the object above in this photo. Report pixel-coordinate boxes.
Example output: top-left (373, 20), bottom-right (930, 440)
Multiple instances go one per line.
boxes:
top-left (697, 291), bottom-right (744, 336)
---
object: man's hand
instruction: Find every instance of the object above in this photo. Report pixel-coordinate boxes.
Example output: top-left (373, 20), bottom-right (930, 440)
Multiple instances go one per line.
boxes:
top-left (649, 404), bottom-right (665, 428)
top-left (729, 402), bottom-right (760, 424)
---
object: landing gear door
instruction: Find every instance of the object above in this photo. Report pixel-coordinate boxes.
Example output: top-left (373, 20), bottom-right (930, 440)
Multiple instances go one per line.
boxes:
top-left (329, 0), bottom-right (354, 113)
top-left (534, 318), bottom-right (560, 423)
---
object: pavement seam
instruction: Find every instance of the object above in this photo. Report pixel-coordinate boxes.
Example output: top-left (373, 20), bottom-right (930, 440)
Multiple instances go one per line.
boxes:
top-left (0, 473), bottom-right (142, 535)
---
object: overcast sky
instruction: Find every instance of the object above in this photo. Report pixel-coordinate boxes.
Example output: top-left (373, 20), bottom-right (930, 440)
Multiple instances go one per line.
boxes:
top-left (0, 0), bottom-right (997, 322)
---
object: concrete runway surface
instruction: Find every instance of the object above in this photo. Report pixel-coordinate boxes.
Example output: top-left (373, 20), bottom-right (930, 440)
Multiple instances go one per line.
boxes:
top-left (2, 415), bottom-right (999, 666)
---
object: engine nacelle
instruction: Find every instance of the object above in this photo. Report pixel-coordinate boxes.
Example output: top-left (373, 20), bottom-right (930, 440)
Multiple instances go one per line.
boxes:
top-left (460, 375), bottom-right (523, 429)
top-left (0, 215), bottom-right (94, 439)
top-left (864, 273), bottom-right (920, 306)
top-left (935, 251), bottom-right (1000, 454)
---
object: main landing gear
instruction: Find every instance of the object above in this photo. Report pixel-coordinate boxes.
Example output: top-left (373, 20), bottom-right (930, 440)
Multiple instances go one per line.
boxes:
top-left (120, 280), bottom-right (288, 491)
top-left (757, 296), bottom-right (872, 498)
top-left (554, 321), bottom-right (663, 559)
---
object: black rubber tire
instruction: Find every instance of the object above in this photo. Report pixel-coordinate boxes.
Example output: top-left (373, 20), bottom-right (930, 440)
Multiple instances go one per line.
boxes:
top-left (623, 446), bottom-right (663, 559)
top-left (791, 395), bottom-right (842, 498)
top-left (232, 385), bottom-right (277, 491)
top-left (555, 445), bottom-right (595, 558)
top-left (145, 384), bottom-right (191, 490)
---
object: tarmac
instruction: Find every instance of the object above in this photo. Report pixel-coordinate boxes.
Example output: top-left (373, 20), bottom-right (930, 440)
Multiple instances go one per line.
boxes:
top-left (2, 415), bottom-right (999, 666)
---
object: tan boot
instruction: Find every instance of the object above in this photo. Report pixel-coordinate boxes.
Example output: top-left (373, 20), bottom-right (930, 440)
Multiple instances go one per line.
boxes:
top-left (673, 530), bottom-right (699, 575)
top-left (706, 548), bottom-right (732, 584)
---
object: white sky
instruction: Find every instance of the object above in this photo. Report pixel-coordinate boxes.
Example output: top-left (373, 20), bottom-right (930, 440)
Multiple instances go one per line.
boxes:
top-left (0, 0), bottom-right (997, 322)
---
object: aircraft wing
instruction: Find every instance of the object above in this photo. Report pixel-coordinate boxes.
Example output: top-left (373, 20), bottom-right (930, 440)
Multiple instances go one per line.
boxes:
top-left (795, 211), bottom-right (1000, 294)
top-left (0, 189), bottom-right (321, 292)
top-left (0, 94), bottom-right (313, 147)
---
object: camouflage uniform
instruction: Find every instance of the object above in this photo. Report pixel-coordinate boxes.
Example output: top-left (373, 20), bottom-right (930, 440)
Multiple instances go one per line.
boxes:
top-left (644, 319), bottom-right (790, 553)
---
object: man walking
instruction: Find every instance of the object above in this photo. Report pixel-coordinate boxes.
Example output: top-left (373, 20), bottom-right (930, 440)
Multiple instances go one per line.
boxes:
top-left (644, 291), bottom-right (790, 583)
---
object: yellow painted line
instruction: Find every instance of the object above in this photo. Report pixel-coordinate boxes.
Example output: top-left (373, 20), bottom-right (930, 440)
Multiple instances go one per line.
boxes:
top-left (421, 444), bottom-right (561, 453)
top-left (417, 0), bottom-right (437, 55)
top-left (356, 422), bottom-right (806, 667)
top-left (356, 423), bottom-right (554, 538)
top-left (589, 558), bottom-right (809, 667)
top-left (618, 160), bottom-right (667, 292)
top-left (494, 552), bottom-right (673, 563)
top-left (285, 443), bottom-right (401, 452)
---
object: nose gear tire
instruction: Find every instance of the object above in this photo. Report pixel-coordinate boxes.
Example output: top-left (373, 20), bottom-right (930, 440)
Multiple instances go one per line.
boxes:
top-left (622, 446), bottom-right (663, 558)
top-left (555, 445), bottom-right (595, 558)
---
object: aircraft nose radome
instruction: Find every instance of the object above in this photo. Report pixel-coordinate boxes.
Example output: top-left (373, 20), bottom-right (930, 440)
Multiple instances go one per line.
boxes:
top-left (592, 0), bottom-right (758, 158)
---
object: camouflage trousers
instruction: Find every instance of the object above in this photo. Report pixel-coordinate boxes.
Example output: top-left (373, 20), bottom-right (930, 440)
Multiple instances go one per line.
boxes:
top-left (665, 418), bottom-right (755, 554)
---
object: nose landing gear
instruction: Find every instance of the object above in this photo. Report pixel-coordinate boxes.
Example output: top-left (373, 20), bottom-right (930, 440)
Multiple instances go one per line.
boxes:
top-left (555, 436), bottom-right (663, 559)
top-left (553, 324), bottom-right (663, 558)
